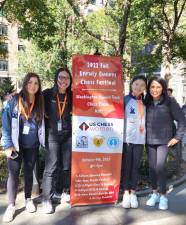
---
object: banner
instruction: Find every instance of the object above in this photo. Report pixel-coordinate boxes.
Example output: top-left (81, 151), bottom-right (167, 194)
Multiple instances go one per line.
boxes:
top-left (71, 55), bottom-right (124, 206)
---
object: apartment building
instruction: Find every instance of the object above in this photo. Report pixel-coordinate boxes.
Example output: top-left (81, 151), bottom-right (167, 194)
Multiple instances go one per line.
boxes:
top-left (0, 14), bottom-right (25, 89)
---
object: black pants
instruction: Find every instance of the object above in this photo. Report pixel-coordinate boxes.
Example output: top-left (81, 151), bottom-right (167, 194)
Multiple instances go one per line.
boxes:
top-left (7, 147), bottom-right (38, 205)
top-left (42, 129), bottom-right (72, 200)
top-left (121, 143), bottom-right (144, 191)
top-left (147, 144), bottom-right (168, 194)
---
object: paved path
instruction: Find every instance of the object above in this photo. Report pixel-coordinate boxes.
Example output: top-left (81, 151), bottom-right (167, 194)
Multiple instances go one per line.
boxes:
top-left (1, 182), bottom-right (186, 225)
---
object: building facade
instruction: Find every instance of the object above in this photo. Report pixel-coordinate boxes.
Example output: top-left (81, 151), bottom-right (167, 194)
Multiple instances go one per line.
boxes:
top-left (0, 15), bottom-right (24, 89)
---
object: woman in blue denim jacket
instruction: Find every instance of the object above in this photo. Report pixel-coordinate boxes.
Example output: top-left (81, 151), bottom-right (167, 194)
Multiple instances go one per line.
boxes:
top-left (1, 73), bottom-right (45, 222)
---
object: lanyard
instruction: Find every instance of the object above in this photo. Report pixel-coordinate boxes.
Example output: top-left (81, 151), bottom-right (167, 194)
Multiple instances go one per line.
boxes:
top-left (56, 94), bottom-right (67, 119)
top-left (137, 98), bottom-right (145, 133)
top-left (19, 96), bottom-right (35, 120)
top-left (137, 99), bottom-right (144, 119)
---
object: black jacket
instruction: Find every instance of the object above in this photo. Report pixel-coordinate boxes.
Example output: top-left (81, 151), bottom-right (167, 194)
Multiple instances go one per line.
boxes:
top-left (43, 87), bottom-right (72, 136)
top-left (146, 96), bottom-right (186, 145)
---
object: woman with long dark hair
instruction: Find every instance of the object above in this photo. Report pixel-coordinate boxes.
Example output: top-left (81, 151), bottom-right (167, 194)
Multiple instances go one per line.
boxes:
top-left (1, 73), bottom-right (45, 222)
top-left (42, 68), bottom-right (72, 214)
top-left (145, 76), bottom-right (186, 210)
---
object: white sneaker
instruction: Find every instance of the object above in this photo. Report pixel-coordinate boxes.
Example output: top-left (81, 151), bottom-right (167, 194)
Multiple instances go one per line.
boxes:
top-left (42, 200), bottom-right (54, 214)
top-left (121, 192), bottom-right (131, 208)
top-left (61, 192), bottom-right (70, 203)
top-left (130, 193), bottom-right (138, 208)
top-left (52, 192), bottom-right (62, 200)
top-left (3, 204), bottom-right (16, 222)
top-left (159, 196), bottom-right (168, 210)
top-left (146, 193), bottom-right (160, 206)
top-left (25, 198), bottom-right (36, 213)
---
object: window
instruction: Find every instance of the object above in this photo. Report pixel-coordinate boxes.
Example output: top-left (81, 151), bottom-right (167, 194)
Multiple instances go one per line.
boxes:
top-left (0, 60), bottom-right (8, 71)
top-left (18, 44), bottom-right (25, 51)
top-left (0, 43), bottom-right (8, 51)
top-left (90, 0), bottom-right (96, 5)
top-left (0, 24), bottom-right (8, 36)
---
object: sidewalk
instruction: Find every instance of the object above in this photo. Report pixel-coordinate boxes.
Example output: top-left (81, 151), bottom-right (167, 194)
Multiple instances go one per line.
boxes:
top-left (1, 182), bottom-right (186, 225)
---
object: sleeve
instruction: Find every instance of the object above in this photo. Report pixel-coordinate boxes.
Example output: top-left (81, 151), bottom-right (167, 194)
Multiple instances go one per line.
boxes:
top-left (1, 99), bottom-right (14, 149)
top-left (42, 88), bottom-right (50, 118)
top-left (170, 98), bottom-right (186, 140)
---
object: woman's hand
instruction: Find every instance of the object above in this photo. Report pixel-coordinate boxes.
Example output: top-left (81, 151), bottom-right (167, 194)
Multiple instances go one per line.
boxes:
top-left (168, 138), bottom-right (179, 147)
top-left (4, 92), bottom-right (16, 101)
top-left (4, 147), bottom-right (16, 158)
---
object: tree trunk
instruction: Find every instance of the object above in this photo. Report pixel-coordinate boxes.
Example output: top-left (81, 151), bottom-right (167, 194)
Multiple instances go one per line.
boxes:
top-left (118, 0), bottom-right (132, 56)
top-left (162, 48), bottom-right (173, 86)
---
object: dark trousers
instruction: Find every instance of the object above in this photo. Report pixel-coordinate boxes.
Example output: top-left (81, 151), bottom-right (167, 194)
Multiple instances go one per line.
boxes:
top-left (42, 129), bottom-right (72, 200)
top-left (121, 143), bottom-right (144, 191)
top-left (7, 147), bottom-right (38, 205)
top-left (147, 144), bottom-right (168, 194)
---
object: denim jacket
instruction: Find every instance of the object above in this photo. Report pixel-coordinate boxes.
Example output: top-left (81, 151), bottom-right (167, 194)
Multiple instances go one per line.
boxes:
top-left (1, 95), bottom-right (45, 151)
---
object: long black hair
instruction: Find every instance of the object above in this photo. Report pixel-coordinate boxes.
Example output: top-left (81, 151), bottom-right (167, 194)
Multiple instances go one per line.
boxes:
top-left (53, 67), bottom-right (72, 96)
top-left (19, 72), bottom-right (44, 122)
top-left (145, 76), bottom-right (168, 105)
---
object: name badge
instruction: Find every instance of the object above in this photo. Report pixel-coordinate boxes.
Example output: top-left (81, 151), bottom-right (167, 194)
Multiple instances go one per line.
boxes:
top-left (23, 124), bottom-right (30, 135)
top-left (57, 120), bottom-right (62, 131)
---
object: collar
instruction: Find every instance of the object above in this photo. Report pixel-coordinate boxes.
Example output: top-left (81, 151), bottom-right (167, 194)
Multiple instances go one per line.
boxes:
top-left (129, 92), bottom-right (143, 100)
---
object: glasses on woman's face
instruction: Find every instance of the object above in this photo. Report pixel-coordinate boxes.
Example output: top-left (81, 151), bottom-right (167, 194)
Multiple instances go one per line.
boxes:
top-left (58, 76), bottom-right (70, 81)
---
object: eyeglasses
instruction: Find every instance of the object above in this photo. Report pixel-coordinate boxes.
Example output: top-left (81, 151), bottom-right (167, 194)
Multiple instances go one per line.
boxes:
top-left (58, 76), bottom-right (70, 81)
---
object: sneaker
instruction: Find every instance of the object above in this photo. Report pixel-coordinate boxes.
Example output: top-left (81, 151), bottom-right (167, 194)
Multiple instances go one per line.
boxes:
top-left (42, 200), bottom-right (54, 214)
top-left (61, 192), bottom-right (70, 203)
top-left (52, 192), bottom-right (62, 200)
top-left (159, 195), bottom-right (168, 210)
top-left (146, 193), bottom-right (160, 206)
top-left (25, 198), bottom-right (36, 213)
top-left (2, 204), bottom-right (16, 222)
top-left (130, 193), bottom-right (138, 208)
top-left (121, 192), bottom-right (131, 208)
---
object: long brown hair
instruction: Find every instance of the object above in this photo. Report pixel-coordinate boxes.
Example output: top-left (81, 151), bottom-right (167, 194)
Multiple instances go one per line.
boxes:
top-left (18, 72), bottom-right (44, 122)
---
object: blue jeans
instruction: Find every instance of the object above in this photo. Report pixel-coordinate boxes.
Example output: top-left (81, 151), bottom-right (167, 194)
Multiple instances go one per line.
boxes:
top-left (42, 129), bottom-right (72, 200)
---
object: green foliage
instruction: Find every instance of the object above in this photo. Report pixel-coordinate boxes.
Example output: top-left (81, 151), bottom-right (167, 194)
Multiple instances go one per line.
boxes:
top-left (18, 42), bottom-right (55, 86)
top-left (3, 0), bottom-right (56, 50)
top-left (1, 0), bottom-right (185, 80)
top-left (0, 78), bottom-right (15, 100)
top-left (0, 152), bottom-right (8, 182)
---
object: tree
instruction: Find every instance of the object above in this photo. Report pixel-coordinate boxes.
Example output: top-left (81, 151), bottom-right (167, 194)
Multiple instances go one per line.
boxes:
top-left (67, 0), bottom-right (132, 56)
top-left (130, 0), bottom-right (186, 82)
top-left (0, 77), bottom-right (15, 100)
top-left (1, 0), bottom-right (185, 82)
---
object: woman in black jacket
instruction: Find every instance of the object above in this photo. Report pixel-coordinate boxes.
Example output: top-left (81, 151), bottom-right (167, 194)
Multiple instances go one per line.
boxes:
top-left (42, 68), bottom-right (72, 214)
top-left (145, 76), bottom-right (186, 210)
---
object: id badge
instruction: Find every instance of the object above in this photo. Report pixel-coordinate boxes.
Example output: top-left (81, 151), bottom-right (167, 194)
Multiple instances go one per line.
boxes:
top-left (57, 120), bottom-right (62, 131)
top-left (23, 124), bottom-right (30, 135)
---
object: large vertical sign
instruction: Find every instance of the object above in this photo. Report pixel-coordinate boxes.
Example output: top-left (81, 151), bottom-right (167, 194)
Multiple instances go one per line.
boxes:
top-left (71, 55), bottom-right (124, 206)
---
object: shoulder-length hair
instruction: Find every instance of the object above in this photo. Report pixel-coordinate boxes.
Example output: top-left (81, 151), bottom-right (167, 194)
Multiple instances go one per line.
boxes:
top-left (145, 76), bottom-right (168, 105)
top-left (18, 72), bottom-right (44, 122)
top-left (53, 67), bottom-right (72, 96)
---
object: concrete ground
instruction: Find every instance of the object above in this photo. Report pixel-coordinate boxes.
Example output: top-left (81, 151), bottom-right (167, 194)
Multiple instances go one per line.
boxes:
top-left (0, 181), bottom-right (186, 225)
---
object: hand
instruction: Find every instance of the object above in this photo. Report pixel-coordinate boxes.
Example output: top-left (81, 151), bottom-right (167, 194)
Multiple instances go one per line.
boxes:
top-left (167, 138), bottom-right (179, 147)
top-left (4, 147), bottom-right (16, 158)
top-left (4, 92), bottom-right (16, 101)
